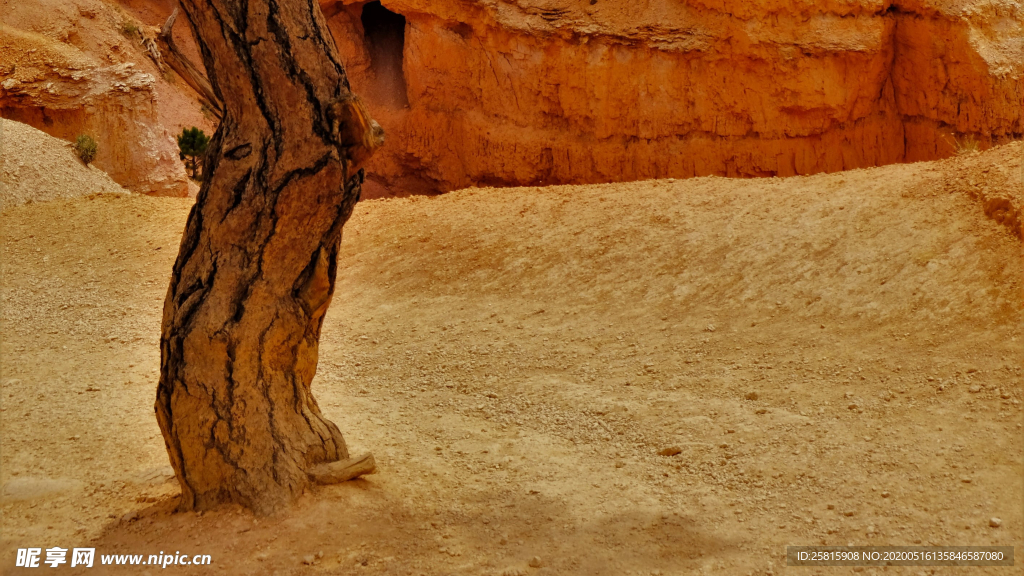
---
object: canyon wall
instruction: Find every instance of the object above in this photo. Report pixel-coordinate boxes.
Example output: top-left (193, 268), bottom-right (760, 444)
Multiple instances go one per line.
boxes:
top-left (323, 0), bottom-right (1023, 194)
top-left (4, 0), bottom-right (1016, 197)
top-left (0, 0), bottom-right (212, 197)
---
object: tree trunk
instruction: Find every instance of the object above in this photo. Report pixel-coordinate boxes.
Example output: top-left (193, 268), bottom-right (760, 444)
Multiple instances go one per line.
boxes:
top-left (155, 0), bottom-right (383, 514)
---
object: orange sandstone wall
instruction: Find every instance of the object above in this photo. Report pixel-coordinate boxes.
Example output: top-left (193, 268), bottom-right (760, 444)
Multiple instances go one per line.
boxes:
top-left (323, 0), bottom-right (1023, 194)
top-left (892, 11), bottom-right (1024, 162)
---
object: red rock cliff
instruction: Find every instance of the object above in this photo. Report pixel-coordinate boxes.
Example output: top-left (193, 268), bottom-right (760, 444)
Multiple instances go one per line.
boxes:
top-left (322, 0), bottom-right (1023, 194)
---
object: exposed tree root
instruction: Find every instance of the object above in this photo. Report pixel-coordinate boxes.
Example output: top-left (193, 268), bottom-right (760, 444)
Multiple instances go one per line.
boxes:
top-left (309, 453), bottom-right (378, 485)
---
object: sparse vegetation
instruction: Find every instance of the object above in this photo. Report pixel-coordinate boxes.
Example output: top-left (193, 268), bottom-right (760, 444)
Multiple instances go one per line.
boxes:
top-left (120, 20), bottom-right (140, 39)
top-left (176, 126), bottom-right (210, 180)
top-left (73, 135), bottom-right (98, 165)
top-left (948, 133), bottom-right (981, 156)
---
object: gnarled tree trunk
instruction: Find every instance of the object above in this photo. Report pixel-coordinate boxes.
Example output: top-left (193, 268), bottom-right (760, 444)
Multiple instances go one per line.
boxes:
top-left (155, 0), bottom-right (383, 514)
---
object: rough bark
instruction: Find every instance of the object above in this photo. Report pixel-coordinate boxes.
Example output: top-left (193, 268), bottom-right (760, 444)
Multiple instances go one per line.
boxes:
top-left (155, 0), bottom-right (383, 514)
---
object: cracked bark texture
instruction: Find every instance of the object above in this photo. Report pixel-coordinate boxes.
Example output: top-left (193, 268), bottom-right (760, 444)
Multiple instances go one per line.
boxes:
top-left (155, 0), bottom-right (374, 514)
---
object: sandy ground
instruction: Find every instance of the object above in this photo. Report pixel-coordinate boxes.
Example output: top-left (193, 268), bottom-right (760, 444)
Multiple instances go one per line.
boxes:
top-left (0, 119), bottom-right (127, 212)
top-left (1, 144), bottom-right (1022, 575)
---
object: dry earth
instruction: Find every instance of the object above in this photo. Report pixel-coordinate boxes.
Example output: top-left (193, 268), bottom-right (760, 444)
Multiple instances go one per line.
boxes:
top-left (1, 143), bottom-right (1022, 576)
top-left (0, 118), bottom-right (127, 211)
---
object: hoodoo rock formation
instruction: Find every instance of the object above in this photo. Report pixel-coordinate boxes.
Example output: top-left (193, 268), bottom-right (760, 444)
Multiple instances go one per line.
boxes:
top-left (322, 0), bottom-right (1023, 193)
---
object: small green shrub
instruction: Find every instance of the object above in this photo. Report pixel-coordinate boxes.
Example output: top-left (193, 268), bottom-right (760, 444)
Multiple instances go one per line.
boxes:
top-left (120, 21), bottom-right (140, 39)
top-left (74, 135), bottom-right (98, 165)
top-left (177, 127), bottom-right (211, 180)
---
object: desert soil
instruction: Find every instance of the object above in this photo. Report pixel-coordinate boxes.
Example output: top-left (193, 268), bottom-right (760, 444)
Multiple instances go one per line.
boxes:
top-left (1, 144), bottom-right (1022, 576)
top-left (0, 119), bottom-right (127, 212)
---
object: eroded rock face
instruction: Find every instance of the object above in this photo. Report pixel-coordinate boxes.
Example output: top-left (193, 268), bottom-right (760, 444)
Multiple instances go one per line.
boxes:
top-left (5, 0), bottom-right (1016, 196)
top-left (324, 0), bottom-right (1023, 193)
top-left (0, 0), bottom-right (193, 197)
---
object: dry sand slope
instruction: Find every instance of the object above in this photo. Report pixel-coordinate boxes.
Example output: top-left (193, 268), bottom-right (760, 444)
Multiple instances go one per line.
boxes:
top-left (1, 143), bottom-right (1022, 576)
top-left (0, 119), bottom-right (127, 212)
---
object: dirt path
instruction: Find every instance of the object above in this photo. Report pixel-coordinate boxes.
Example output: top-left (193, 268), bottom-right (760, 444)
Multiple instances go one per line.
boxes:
top-left (1, 144), bottom-right (1022, 575)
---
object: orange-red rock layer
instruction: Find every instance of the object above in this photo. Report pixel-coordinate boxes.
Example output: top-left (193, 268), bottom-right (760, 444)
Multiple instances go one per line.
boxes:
top-left (325, 0), bottom-right (1023, 194)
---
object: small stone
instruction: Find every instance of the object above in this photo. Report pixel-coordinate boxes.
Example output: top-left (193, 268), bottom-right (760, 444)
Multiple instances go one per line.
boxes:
top-left (843, 510), bottom-right (855, 517)
top-left (120, 511), bottom-right (138, 523)
top-left (316, 551), bottom-right (323, 559)
top-left (529, 556), bottom-right (543, 568)
top-left (881, 491), bottom-right (890, 498)
top-left (302, 555), bottom-right (315, 565)
top-left (960, 477), bottom-right (972, 483)
top-left (989, 517), bottom-right (1002, 528)
top-left (658, 447), bottom-right (682, 457)
top-left (827, 504), bottom-right (835, 510)
top-left (745, 391), bottom-right (759, 401)
top-left (968, 385), bottom-right (982, 393)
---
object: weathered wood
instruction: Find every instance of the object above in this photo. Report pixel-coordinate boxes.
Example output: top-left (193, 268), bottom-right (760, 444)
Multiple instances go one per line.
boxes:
top-left (328, 94), bottom-right (385, 176)
top-left (155, 0), bottom-right (383, 515)
top-left (156, 7), bottom-right (223, 118)
top-left (309, 453), bottom-right (378, 484)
